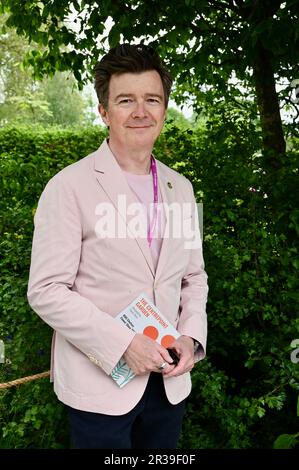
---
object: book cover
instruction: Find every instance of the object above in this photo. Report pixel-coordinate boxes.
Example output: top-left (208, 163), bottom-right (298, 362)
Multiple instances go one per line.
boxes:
top-left (111, 293), bottom-right (180, 388)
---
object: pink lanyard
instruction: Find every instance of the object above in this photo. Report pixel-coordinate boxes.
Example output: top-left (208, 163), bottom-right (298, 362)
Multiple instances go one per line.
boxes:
top-left (148, 156), bottom-right (158, 246)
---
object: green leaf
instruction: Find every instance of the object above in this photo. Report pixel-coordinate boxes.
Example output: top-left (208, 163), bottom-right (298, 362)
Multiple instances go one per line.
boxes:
top-left (108, 25), bottom-right (121, 48)
top-left (273, 434), bottom-right (299, 449)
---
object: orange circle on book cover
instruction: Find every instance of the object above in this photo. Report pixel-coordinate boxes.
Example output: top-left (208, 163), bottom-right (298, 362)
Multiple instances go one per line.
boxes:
top-left (143, 325), bottom-right (159, 340)
top-left (161, 335), bottom-right (176, 348)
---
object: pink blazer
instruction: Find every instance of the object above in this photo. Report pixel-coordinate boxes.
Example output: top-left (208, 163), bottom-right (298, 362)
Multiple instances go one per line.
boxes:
top-left (27, 140), bottom-right (208, 414)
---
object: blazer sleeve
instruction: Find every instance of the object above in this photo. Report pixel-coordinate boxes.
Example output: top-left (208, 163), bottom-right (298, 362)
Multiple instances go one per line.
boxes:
top-left (177, 179), bottom-right (208, 361)
top-left (27, 171), bottom-right (136, 375)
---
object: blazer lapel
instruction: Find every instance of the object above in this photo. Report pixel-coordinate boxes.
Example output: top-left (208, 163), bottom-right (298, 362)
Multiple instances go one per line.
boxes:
top-left (93, 140), bottom-right (155, 278)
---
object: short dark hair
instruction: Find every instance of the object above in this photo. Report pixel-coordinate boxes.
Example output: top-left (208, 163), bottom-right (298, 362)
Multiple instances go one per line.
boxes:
top-left (94, 43), bottom-right (173, 109)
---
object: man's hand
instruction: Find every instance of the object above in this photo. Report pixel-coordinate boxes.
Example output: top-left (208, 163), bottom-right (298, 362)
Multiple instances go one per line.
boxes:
top-left (162, 335), bottom-right (195, 378)
top-left (123, 334), bottom-right (177, 375)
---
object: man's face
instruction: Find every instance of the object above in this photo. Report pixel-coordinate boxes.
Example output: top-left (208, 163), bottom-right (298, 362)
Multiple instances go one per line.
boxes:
top-left (99, 70), bottom-right (166, 151)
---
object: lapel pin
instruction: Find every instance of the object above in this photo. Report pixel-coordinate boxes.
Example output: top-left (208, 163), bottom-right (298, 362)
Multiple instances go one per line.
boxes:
top-left (167, 181), bottom-right (173, 189)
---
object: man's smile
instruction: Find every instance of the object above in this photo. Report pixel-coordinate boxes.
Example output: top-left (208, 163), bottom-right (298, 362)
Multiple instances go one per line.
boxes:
top-left (126, 124), bottom-right (153, 128)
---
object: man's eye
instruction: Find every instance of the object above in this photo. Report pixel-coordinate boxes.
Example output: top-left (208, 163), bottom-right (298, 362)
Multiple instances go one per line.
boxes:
top-left (147, 98), bottom-right (159, 103)
top-left (119, 99), bottom-right (132, 104)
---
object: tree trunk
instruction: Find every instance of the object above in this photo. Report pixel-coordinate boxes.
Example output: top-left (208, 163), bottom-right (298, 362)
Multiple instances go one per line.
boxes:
top-left (252, 40), bottom-right (286, 167)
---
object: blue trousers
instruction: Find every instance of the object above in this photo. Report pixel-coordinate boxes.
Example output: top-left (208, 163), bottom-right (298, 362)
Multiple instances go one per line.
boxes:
top-left (66, 372), bottom-right (186, 449)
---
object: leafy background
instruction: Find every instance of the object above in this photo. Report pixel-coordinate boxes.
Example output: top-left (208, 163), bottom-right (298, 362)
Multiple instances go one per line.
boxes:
top-left (0, 119), bottom-right (298, 448)
top-left (0, 0), bottom-right (298, 450)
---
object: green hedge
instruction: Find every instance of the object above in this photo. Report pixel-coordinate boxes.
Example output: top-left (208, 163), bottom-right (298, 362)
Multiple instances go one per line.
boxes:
top-left (0, 116), bottom-right (298, 448)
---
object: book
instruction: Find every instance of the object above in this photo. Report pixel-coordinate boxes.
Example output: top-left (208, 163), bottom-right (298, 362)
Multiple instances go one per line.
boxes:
top-left (111, 293), bottom-right (180, 388)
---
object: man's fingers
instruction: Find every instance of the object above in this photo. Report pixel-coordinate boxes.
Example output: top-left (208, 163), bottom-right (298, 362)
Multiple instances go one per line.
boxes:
top-left (163, 363), bottom-right (183, 377)
top-left (161, 361), bottom-right (176, 374)
top-left (163, 358), bottom-right (194, 377)
top-left (159, 347), bottom-right (176, 364)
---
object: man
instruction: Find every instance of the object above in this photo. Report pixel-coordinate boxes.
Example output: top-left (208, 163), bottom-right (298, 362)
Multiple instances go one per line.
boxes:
top-left (27, 43), bottom-right (208, 449)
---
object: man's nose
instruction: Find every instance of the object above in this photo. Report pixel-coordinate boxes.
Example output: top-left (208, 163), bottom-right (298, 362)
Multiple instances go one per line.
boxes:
top-left (131, 101), bottom-right (148, 118)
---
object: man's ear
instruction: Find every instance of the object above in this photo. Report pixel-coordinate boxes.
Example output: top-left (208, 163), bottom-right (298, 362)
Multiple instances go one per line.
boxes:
top-left (98, 104), bottom-right (109, 127)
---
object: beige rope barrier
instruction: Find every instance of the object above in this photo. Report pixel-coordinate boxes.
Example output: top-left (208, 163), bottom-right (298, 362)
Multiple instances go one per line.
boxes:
top-left (0, 371), bottom-right (50, 390)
